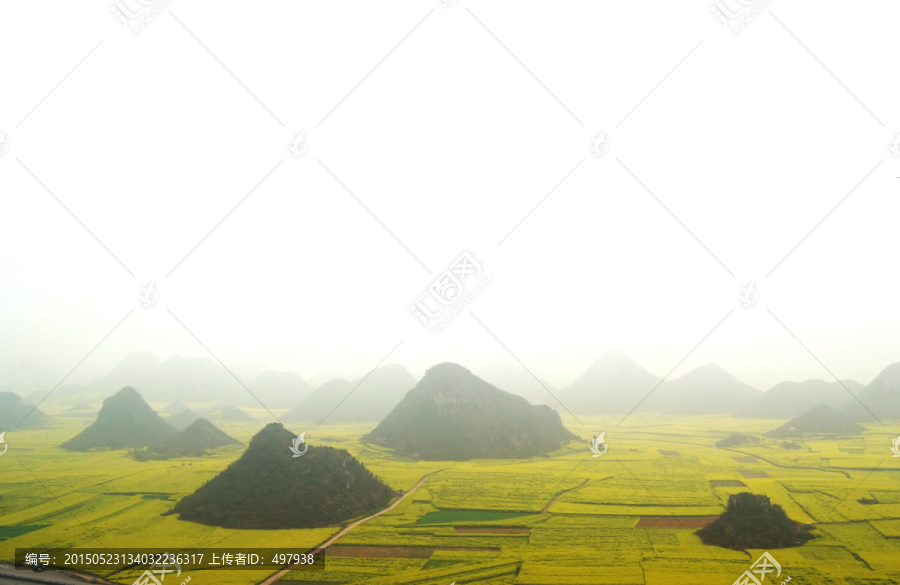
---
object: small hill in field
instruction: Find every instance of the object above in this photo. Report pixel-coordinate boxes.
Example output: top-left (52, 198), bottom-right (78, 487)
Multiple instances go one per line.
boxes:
top-left (715, 434), bottom-right (758, 448)
top-left (766, 405), bottom-right (863, 438)
top-left (171, 423), bottom-right (393, 528)
top-left (0, 392), bottom-right (48, 431)
top-left (697, 492), bottom-right (813, 550)
top-left (134, 419), bottom-right (241, 460)
top-left (212, 405), bottom-right (252, 421)
top-left (61, 387), bottom-right (177, 451)
top-left (362, 363), bottom-right (577, 460)
top-left (166, 409), bottom-right (202, 431)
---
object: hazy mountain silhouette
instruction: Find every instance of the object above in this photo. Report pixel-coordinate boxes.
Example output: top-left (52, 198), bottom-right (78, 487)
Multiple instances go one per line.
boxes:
top-left (362, 363), bottom-right (577, 460)
top-left (164, 400), bottom-right (189, 414)
top-left (642, 364), bottom-right (761, 415)
top-left (166, 409), bottom-right (202, 431)
top-left (224, 356), bottom-right (270, 382)
top-left (474, 359), bottom-right (558, 405)
top-left (249, 370), bottom-right (313, 407)
top-left (282, 379), bottom-right (351, 422)
top-left (283, 365), bottom-right (416, 424)
top-left (697, 493), bottom-right (813, 550)
top-left (309, 364), bottom-right (350, 388)
top-left (134, 419), bottom-right (240, 460)
top-left (172, 422), bottom-right (393, 528)
top-left (61, 387), bottom-right (177, 451)
top-left (743, 379), bottom-right (863, 418)
top-left (559, 347), bottom-right (661, 414)
top-left (90, 353), bottom-right (253, 404)
top-left (844, 362), bottom-right (900, 421)
top-left (0, 392), bottom-right (48, 431)
top-left (212, 405), bottom-right (253, 421)
top-left (766, 405), bottom-right (863, 438)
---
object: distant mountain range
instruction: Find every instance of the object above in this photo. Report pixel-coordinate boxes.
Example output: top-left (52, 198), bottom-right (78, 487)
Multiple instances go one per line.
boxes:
top-left (7, 349), bottom-right (900, 423)
top-left (0, 392), bottom-right (48, 431)
top-left (363, 363), bottom-right (577, 460)
top-left (282, 364), bottom-right (416, 424)
top-left (742, 379), bottom-right (864, 418)
top-left (9, 352), bottom-right (316, 409)
top-left (554, 346), bottom-right (900, 421)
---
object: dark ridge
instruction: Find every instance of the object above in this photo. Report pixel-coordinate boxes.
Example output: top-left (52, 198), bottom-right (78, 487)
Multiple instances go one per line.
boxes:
top-left (133, 419), bottom-right (241, 461)
top-left (766, 405), bottom-right (863, 438)
top-left (61, 387), bottom-right (176, 451)
top-left (362, 363), bottom-right (577, 460)
top-left (171, 423), bottom-right (394, 529)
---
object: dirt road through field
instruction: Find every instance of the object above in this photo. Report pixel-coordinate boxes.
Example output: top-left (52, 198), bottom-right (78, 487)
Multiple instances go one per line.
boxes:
top-left (259, 469), bottom-right (443, 585)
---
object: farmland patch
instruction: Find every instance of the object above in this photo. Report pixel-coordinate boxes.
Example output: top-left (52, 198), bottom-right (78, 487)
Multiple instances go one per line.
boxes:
top-left (636, 517), bottom-right (718, 528)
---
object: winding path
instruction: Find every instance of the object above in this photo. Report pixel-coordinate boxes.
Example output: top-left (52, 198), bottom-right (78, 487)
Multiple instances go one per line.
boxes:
top-left (259, 469), bottom-right (443, 585)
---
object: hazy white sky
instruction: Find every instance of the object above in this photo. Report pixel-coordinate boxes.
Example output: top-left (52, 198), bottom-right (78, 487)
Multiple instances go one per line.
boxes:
top-left (1, 0), bottom-right (898, 395)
